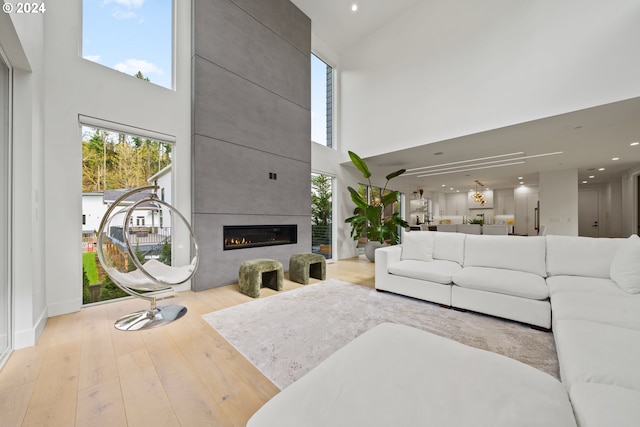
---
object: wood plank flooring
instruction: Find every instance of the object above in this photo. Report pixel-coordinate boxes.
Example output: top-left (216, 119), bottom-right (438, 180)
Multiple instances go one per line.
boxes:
top-left (0, 256), bottom-right (374, 427)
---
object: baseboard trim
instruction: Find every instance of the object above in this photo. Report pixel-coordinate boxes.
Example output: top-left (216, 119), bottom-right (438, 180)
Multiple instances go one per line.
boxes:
top-left (14, 306), bottom-right (48, 349)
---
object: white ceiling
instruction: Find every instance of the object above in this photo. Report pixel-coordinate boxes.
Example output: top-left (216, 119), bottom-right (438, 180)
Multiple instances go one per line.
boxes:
top-left (291, 0), bottom-right (640, 193)
top-left (290, 0), bottom-right (421, 54)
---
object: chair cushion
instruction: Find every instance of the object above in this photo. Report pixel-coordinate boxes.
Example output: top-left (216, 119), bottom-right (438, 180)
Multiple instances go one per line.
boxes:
top-left (610, 234), bottom-right (640, 294)
top-left (453, 266), bottom-right (549, 300)
top-left (388, 260), bottom-right (461, 284)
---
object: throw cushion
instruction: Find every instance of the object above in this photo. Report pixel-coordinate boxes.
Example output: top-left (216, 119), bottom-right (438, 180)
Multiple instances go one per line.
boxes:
top-left (400, 231), bottom-right (434, 261)
top-left (610, 234), bottom-right (640, 294)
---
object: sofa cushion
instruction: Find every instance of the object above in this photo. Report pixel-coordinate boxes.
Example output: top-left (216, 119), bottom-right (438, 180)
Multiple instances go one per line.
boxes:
top-left (551, 291), bottom-right (640, 330)
top-left (546, 235), bottom-right (623, 278)
top-left (432, 232), bottom-right (465, 264)
top-left (610, 234), bottom-right (640, 294)
top-left (388, 260), bottom-right (460, 284)
top-left (546, 275), bottom-right (631, 297)
top-left (400, 231), bottom-right (434, 262)
top-left (453, 266), bottom-right (549, 300)
top-left (554, 319), bottom-right (640, 392)
top-left (463, 235), bottom-right (547, 277)
top-left (569, 383), bottom-right (640, 427)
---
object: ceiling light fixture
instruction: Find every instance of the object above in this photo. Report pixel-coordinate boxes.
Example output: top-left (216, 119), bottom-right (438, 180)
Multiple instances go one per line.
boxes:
top-left (471, 180), bottom-right (487, 205)
top-left (351, 3), bottom-right (358, 12)
top-left (612, 157), bottom-right (620, 161)
top-left (417, 161), bottom-right (526, 178)
top-left (599, 168), bottom-right (605, 171)
top-left (631, 142), bottom-right (639, 146)
top-left (406, 152), bottom-right (524, 173)
top-left (407, 151), bottom-right (563, 177)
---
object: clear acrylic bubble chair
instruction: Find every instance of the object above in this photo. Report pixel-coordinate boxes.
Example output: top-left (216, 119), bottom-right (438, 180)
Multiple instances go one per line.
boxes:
top-left (97, 185), bottom-right (199, 331)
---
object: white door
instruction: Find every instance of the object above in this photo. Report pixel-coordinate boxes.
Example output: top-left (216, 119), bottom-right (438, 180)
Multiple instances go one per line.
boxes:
top-left (578, 189), bottom-right (599, 237)
top-left (0, 51), bottom-right (11, 366)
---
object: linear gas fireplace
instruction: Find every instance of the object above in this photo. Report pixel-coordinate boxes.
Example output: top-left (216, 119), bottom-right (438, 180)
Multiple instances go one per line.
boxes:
top-left (223, 225), bottom-right (297, 250)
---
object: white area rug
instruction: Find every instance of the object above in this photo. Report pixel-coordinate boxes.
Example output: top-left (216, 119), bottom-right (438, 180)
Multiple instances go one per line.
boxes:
top-left (202, 279), bottom-right (558, 389)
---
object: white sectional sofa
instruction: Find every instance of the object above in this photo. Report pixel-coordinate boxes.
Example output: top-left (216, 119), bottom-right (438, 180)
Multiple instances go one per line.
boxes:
top-left (375, 231), bottom-right (640, 426)
top-left (247, 232), bottom-right (640, 426)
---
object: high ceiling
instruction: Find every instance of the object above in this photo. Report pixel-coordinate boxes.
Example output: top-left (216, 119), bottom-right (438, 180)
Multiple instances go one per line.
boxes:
top-left (291, 0), bottom-right (640, 193)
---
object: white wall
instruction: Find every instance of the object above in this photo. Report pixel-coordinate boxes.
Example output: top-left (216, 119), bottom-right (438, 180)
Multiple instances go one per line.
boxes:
top-left (539, 169), bottom-right (578, 235)
top-left (621, 165), bottom-right (640, 236)
top-left (339, 0), bottom-right (640, 158)
top-left (3, 0), bottom-right (192, 347)
top-left (3, 8), bottom-right (48, 348)
top-left (41, 0), bottom-right (192, 320)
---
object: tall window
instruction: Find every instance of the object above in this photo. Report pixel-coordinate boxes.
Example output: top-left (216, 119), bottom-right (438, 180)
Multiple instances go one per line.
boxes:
top-left (311, 173), bottom-right (333, 259)
top-left (82, 0), bottom-right (173, 89)
top-left (81, 125), bottom-right (173, 305)
top-left (311, 54), bottom-right (333, 148)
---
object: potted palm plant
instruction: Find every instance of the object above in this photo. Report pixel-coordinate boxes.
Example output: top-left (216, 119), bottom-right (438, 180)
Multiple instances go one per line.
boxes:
top-left (345, 151), bottom-right (409, 261)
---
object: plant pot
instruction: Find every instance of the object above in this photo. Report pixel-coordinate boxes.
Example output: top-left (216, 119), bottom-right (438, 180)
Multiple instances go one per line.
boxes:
top-left (364, 241), bottom-right (389, 262)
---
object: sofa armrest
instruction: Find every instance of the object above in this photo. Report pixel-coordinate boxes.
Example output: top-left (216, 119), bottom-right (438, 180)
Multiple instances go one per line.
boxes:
top-left (375, 245), bottom-right (402, 278)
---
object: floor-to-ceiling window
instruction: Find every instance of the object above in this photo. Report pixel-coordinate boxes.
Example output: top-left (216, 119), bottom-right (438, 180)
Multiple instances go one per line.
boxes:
top-left (0, 50), bottom-right (11, 366)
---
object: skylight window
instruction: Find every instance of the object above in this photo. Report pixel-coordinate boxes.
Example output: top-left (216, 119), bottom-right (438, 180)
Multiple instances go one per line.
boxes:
top-left (82, 0), bottom-right (173, 89)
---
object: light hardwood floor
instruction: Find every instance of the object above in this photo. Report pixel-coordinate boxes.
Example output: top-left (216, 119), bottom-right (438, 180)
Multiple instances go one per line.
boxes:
top-left (0, 256), bottom-right (374, 427)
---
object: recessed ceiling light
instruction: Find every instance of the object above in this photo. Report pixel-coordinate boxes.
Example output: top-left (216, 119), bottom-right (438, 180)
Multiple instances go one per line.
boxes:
top-left (519, 181), bottom-right (524, 185)
top-left (449, 187), bottom-right (454, 191)
top-left (441, 184), bottom-right (446, 187)
top-left (612, 157), bottom-right (620, 161)
top-left (351, 3), bottom-right (358, 12)
top-left (631, 142), bottom-right (639, 146)
top-left (518, 176), bottom-right (523, 180)
top-left (589, 175), bottom-right (595, 179)
top-left (582, 181), bottom-right (588, 184)
top-left (599, 168), bottom-right (605, 171)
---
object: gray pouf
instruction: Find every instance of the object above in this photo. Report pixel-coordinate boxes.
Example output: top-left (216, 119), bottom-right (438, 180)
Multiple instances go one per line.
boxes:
top-left (238, 259), bottom-right (283, 298)
top-left (289, 253), bottom-right (326, 285)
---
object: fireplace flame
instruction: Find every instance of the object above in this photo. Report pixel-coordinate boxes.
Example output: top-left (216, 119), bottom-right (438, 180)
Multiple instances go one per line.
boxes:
top-left (225, 237), bottom-right (252, 247)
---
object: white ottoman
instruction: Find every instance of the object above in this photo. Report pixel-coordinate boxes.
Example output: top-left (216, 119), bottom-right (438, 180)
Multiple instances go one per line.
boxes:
top-left (247, 323), bottom-right (576, 427)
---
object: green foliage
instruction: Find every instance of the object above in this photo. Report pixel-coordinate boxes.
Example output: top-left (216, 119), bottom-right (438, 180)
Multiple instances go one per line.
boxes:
top-left (81, 127), bottom-right (172, 192)
top-left (159, 241), bottom-right (172, 265)
top-left (82, 252), bottom-right (99, 284)
top-left (345, 151), bottom-right (408, 244)
top-left (82, 267), bottom-right (91, 304)
top-left (135, 70), bottom-right (150, 82)
top-left (311, 174), bottom-right (332, 226)
top-left (99, 275), bottom-right (129, 301)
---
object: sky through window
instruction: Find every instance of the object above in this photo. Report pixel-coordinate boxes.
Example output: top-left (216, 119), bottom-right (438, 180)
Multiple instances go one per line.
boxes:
top-left (82, 0), bottom-right (173, 89)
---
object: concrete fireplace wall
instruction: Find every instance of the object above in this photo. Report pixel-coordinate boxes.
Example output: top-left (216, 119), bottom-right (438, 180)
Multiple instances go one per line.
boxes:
top-left (192, 0), bottom-right (312, 290)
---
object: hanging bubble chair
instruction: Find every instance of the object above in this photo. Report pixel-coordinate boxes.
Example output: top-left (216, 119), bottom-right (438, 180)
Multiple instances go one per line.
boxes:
top-left (96, 185), bottom-right (199, 331)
